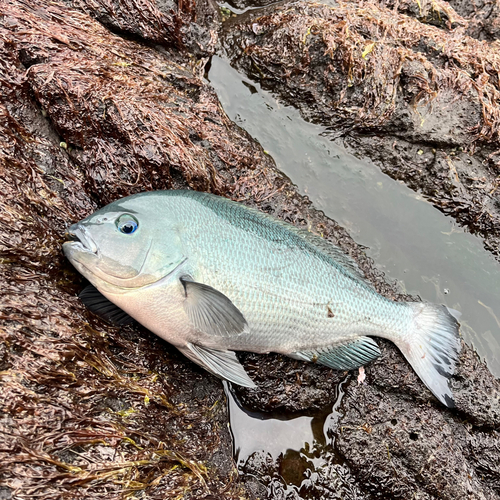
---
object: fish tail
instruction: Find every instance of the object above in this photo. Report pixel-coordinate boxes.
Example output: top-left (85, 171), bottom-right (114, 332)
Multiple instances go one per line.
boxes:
top-left (396, 302), bottom-right (461, 407)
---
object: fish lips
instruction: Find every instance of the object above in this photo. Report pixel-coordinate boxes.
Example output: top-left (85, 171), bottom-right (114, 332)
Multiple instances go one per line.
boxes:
top-left (64, 223), bottom-right (99, 256)
top-left (63, 224), bottom-right (155, 290)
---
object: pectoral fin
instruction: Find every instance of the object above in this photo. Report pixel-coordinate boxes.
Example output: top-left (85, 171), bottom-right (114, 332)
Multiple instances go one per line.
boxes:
top-left (79, 285), bottom-right (135, 326)
top-left (178, 343), bottom-right (256, 388)
top-left (180, 277), bottom-right (249, 337)
top-left (291, 336), bottom-right (381, 370)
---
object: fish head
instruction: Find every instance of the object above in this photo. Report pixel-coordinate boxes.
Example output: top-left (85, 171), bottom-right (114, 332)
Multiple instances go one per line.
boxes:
top-left (63, 194), bottom-right (185, 293)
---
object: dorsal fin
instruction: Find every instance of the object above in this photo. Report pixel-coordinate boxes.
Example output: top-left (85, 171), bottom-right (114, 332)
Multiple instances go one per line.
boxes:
top-left (293, 226), bottom-right (369, 284)
top-left (188, 191), bottom-right (371, 286)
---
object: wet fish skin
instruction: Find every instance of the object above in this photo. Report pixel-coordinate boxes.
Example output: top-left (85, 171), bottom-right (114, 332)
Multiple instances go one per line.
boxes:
top-left (63, 190), bottom-right (461, 407)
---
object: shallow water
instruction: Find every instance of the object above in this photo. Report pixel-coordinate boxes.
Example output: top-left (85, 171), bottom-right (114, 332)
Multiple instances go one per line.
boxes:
top-left (223, 380), bottom-right (350, 494)
top-left (207, 54), bottom-right (500, 493)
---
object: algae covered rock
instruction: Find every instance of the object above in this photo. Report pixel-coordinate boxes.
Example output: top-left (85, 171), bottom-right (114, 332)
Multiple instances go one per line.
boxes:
top-left (0, 0), bottom-right (255, 496)
top-left (1, 0), bottom-right (500, 498)
top-left (222, 0), bottom-right (500, 259)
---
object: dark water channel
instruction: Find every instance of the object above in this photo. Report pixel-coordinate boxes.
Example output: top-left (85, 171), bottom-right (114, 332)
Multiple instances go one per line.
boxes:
top-left (207, 54), bottom-right (500, 495)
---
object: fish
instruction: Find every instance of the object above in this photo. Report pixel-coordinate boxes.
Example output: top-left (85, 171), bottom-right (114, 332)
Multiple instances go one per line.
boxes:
top-left (63, 190), bottom-right (461, 407)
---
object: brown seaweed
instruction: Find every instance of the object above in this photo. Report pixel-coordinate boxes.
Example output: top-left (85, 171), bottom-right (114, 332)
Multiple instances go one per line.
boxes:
top-left (222, 0), bottom-right (500, 260)
top-left (1, 0), bottom-right (500, 498)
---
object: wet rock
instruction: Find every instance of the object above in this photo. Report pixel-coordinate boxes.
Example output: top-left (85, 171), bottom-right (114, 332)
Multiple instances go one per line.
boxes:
top-left (236, 352), bottom-right (349, 412)
top-left (448, 0), bottom-right (500, 40)
top-left (242, 450), bottom-right (369, 499)
top-left (378, 0), bottom-right (466, 29)
top-left (222, 1), bottom-right (500, 260)
top-left (336, 384), bottom-right (499, 499)
top-left (467, 430), bottom-right (500, 497)
top-left (224, 0), bottom-right (276, 11)
top-left (1, 0), bottom-right (500, 498)
top-left (453, 339), bottom-right (500, 427)
top-left (331, 337), bottom-right (500, 499)
top-left (62, 0), bottom-right (220, 59)
top-left (0, 488), bottom-right (11, 500)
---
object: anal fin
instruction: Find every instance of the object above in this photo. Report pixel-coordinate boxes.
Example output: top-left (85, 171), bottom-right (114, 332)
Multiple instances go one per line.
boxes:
top-left (290, 336), bottom-right (381, 370)
top-left (178, 343), bottom-right (256, 388)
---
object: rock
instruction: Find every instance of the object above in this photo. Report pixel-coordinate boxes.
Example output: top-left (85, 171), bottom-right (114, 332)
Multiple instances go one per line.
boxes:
top-left (222, 0), bottom-right (500, 260)
top-left (448, 0), bottom-right (500, 40)
top-left (378, 0), bottom-right (467, 29)
top-left (61, 0), bottom-right (221, 59)
top-left (1, 0), bottom-right (500, 498)
top-left (336, 385), bottom-right (498, 499)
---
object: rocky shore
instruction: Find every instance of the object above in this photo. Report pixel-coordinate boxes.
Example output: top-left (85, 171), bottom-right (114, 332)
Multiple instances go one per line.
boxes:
top-left (0, 0), bottom-right (499, 498)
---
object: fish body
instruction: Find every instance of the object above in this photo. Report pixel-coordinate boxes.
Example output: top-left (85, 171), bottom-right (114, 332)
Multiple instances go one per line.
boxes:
top-left (63, 190), bottom-right (461, 406)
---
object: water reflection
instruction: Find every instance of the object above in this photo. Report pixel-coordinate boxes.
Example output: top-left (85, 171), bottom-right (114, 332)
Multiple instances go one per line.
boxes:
top-left (226, 385), bottom-right (318, 466)
top-left (224, 380), bottom-right (349, 490)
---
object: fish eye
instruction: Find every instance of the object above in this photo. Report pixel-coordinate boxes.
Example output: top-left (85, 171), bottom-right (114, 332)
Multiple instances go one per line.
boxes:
top-left (116, 214), bottom-right (139, 235)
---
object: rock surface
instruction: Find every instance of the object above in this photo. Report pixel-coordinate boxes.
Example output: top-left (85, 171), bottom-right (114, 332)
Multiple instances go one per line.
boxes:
top-left (0, 0), bottom-right (499, 499)
top-left (222, 0), bottom-right (500, 260)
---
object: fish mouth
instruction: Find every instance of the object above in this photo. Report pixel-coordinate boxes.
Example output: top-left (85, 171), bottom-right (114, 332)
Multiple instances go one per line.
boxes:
top-left (64, 223), bottom-right (98, 254)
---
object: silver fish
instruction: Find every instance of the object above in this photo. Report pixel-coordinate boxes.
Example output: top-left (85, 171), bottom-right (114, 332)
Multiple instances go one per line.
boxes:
top-left (63, 190), bottom-right (461, 407)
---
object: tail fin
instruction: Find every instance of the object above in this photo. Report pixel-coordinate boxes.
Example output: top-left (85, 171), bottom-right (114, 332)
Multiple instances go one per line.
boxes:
top-left (398, 303), bottom-right (461, 408)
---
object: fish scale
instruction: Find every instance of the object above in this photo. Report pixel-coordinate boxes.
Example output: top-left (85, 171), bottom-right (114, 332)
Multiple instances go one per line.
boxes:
top-left (63, 190), bottom-right (462, 407)
top-left (176, 191), bottom-right (405, 351)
